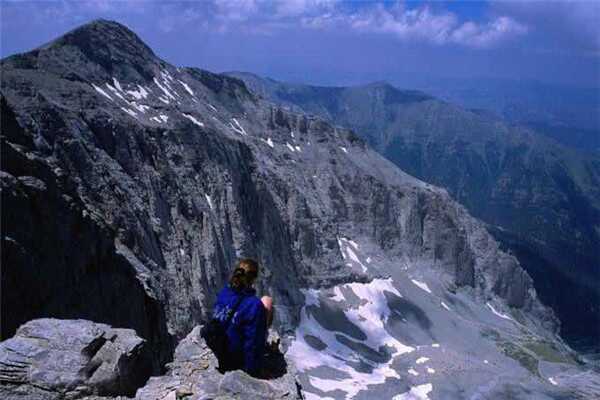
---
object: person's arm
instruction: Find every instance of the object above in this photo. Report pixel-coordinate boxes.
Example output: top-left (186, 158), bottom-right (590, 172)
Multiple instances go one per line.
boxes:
top-left (241, 300), bottom-right (267, 377)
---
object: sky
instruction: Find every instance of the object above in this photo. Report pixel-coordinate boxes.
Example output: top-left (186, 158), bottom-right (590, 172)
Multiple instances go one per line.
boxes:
top-left (1, 0), bottom-right (599, 88)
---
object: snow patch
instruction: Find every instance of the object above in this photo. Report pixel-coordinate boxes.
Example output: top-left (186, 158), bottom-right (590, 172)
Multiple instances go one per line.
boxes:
top-left (548, 377), bottom-right (558, 386)
top-left (329, 287), bottom-right (345, 302)
top-left (260, 137), bottom-right (275, 148)
top-left (431, 343), bottom-right (440, 348)
top-left (337, 237), bottom-right (367, 272)
top-left (411, 279), bottom-right (432, 294)
top-left (230, 118), bottom-right (247, 135)
top-left (303, 392), bottom-right (335, 400)
top-left (106, 83), bottom-right (126, 101)
top-left (120, 107), bottom-right (137, 118)
top-left (289, 278), bottom-right (414, 399)
top-left (126, 85), bottom-right (149, 100)
top-left (308, 376), bottom-right (350, 395)
top-left (92, 84), bottom-right (113, 101)
top-left (426, 367), bottom-right (435, 374)
top-left (393, 383), bottom-right (433, 400)
top-left (441, 302), bottom-right (451, 311)
top-left (340, 146), bottom-right (348, 153)
top-left (486, 302), bottom-right (513, 321)
top-left (161, 70), bottom-right (175, 83)
top-left (178, 80), bottom-right (194, 95)
top-left (130, 103), bottom-right (149, 113)
top-left (408, 368), bottom-right (419, 376)
top-left (205, 194), bottom-right (213, 210)
top-left (182, 113), bottom-right (204, 127)
top-left (416, 357), bottom-right (430, 364)
top-left (207, 103), bottom-right (217, 112)
top-left (346, 247), bottom-right (366, 272)
top-left (154, 77), bottom-right (176, 100)
top-left (112, 77), bottom-right (123, 92)
top-left (159, 115), bottom-right (169, 123)
top-left (286, 142), bottom-right (296, 152)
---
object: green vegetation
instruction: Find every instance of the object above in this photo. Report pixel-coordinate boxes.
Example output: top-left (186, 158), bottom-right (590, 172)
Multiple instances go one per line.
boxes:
top-left (523, 340), bottom-right (576, 365)
top-left (498, 341), bottom-right (540, 377)
top-left (480, 327), bottom-right (501, 341)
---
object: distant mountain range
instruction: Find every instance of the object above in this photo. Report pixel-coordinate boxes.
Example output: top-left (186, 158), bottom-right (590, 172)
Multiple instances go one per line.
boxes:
top-left (228, 71), bottom-right (600, 353)
top-left (414, 78), bottom-right (600, 153)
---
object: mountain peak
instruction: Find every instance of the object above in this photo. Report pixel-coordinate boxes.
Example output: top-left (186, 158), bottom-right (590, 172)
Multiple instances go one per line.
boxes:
top-left (28, 19), bottom-right (159, 82)
top-left (43, 19), bottom-right (154, 56)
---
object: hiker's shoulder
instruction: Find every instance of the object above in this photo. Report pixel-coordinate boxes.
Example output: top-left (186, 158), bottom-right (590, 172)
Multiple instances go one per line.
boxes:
top-left (242, 293), bottom-right (263, 310)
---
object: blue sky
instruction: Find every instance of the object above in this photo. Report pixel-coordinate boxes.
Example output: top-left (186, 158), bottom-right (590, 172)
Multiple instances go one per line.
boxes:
top-left (1, 1), bottom-right (599, 87)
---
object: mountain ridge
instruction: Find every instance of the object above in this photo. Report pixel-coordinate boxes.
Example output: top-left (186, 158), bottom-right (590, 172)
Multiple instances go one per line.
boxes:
top-left (3, 19), bottom-right (599, 399)
top-left (227, 71), bottom-right (600, 352)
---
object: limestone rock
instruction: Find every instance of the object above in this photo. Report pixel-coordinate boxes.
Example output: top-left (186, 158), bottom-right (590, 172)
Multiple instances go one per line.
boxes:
top-left (0, 319), bottom-right (152, 399)
top-left (135, 326), bottom-right (301, 400)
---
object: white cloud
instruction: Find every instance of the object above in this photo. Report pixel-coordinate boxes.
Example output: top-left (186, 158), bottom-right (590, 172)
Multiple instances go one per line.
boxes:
top-left (275, 0), bottom-right (338, 17)
top-left (302, 3), bottom-right (528, 49)
top-left (214, 0), bottom-right (260, 22)
top-left (158, 6), bottom-right (206, 33)
top-left (3, 0), bottom-right (529, 50)
top-left (450, 16), bottom-right (528, 48)
top-left (492, 0), bottom-right (599, 54)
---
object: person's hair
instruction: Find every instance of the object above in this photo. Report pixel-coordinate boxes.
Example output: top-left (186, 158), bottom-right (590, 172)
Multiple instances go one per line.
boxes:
top-left (229, 258), bottom-right (259, 290)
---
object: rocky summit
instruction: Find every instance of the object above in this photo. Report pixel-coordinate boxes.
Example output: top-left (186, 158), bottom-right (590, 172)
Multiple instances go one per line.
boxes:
top-left (2, 20), bottom-right (600, 399)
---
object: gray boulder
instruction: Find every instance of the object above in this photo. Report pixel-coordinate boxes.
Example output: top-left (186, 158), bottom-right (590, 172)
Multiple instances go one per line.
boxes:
top-left (0, 319), bottom-right (152, 399)
top-left (135, 326), bottom-right (302, 400)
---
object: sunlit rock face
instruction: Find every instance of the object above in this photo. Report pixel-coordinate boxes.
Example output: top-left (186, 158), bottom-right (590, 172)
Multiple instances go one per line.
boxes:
top-left (287, 244), bottom-right (600, 399)
top-left (229, 71), bottom-right (600, 353)
top-left (0, 319), bottom-right (153, 399)
top-left (2, 20), bottom-right (599, 400)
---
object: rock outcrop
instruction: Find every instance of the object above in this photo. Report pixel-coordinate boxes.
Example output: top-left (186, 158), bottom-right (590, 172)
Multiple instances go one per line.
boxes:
top-left (136, 326), bottom-right (301, 400)
top-left (0, 319), bottom-right (301, 400)
top-left (0, 319), bottom-right (152, 399)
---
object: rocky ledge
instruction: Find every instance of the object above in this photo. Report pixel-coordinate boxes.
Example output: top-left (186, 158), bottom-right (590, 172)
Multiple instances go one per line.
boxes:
top-left (136, 326), bottom-right (300, 400)
top-left (0, 319), bottom-right (301, 400)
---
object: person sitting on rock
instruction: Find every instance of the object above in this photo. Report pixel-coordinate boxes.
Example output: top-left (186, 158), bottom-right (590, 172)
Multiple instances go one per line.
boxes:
top-left (211, 258), bottom-right (274, 377)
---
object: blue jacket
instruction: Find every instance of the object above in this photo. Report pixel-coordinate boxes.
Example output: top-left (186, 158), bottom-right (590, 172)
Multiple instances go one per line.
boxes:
top-left (212, 284), bottom-right (267, 375)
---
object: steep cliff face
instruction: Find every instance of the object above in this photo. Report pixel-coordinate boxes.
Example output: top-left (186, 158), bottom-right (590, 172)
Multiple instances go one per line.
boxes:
top-left (229, 72), bottom-right (600, 351)
top-left (2, 20), bottom-right (587, 399)
top-left (1, 98), bottom-right (172, 370)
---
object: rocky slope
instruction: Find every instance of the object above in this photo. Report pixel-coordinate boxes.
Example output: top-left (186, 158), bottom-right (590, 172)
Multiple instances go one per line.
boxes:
top-left (1, 20), bottom-right (598, 399)
top-left (0, 318), bottom-right (301, 400)
top-left (228, 72), bottom-right (600, 352)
